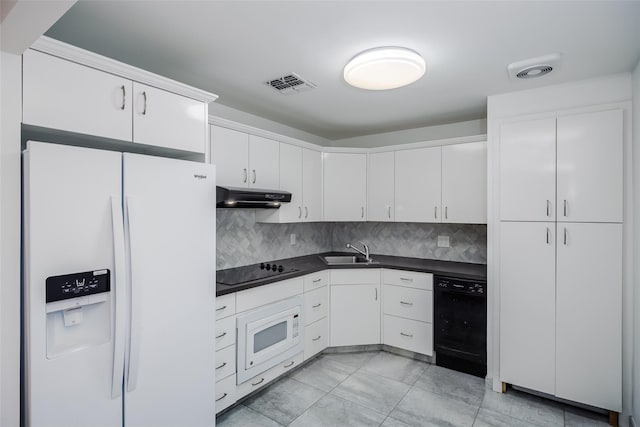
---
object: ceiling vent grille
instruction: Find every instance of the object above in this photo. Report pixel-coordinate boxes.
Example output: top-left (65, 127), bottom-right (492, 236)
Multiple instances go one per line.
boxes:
top-left (507, 53), bottom-right (562, 80)
top-left (266, 73), bottom-right (317, 95)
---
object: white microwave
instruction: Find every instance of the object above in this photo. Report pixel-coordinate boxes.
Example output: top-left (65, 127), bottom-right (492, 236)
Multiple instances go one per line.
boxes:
top-left (236, 295), bottom-right (304, 384)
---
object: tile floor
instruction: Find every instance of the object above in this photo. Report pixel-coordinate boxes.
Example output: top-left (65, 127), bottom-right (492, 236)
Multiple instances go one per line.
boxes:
top-left (217, 351), bottom-right (611, 427)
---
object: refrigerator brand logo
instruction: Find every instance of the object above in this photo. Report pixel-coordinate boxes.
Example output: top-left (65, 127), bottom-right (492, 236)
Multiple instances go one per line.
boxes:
top-left (193, 174), bottom-right (207, 180)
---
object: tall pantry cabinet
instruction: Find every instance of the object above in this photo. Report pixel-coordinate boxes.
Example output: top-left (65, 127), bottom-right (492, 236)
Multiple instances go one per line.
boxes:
top-left (499, 109), bottom-right (623, 413)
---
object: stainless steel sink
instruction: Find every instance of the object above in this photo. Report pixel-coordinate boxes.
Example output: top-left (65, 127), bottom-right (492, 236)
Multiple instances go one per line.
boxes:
top-left (320, 255), bottom-right (377, 265)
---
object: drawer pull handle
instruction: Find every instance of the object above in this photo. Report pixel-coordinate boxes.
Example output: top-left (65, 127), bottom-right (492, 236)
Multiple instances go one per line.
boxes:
top-left (400, 332), bottom-right (413, 338)
top-left (216, 332), bottom-right (227, 339)
top-left (305, 206), bottom-right (309, 219)
top-left (141, 91), bottom-right (147, 115)
top-left (216, 362), bottom-right (227, 370)
top-left (215, 393), bottom-right (228, 402)
top-left (216, 305), bottom-right (227, 312)
top-left (252, 378), bottom-right (265, 387)
top-left (284, 361), bottom-right (294, 368)
top-left (400, 277), bottom-right (413, 282)
top-left (312, 335), bottom-right (322, 341)
top-left (243, 168), bottom-right (247, 183)
top-left (400, 301), bottom-right (413, 306)
top-left (312, 278), bottom-right (322, 283)
top-left (312, 303), bottom-right (322, 308)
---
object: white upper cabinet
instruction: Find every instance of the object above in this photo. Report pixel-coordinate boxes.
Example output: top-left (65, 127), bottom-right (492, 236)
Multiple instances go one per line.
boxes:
top-left (367, 152), bottom-right (395, 222)
top-left (302, 149), bottom-right (322, 221)
top-left (442, 141), bottom-right (487, 224)
top-left (395, 146), bottom-right (441, 222)
top-left (210, 125), bottom-right (250, 187)
top-left (132, 82), bottom-right (206, 153)
top-left (248, 135), bottom-right (280, 189)
top-left (210, 127), bottom-right (279, 189)
top-left (23, 49), bottom-right (132, 142)
top-left (499, 118), bottom-right (556, 221)
top-left (556, 110), bottom-right (623, 223)
top-left (323, 153), bottom-right (367, 221)
top-left (23, 49), bottom-right (211, 153)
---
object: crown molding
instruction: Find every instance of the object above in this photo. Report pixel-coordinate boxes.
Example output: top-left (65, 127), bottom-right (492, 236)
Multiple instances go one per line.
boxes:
top-left (30, 36), bottom-right (218, 103)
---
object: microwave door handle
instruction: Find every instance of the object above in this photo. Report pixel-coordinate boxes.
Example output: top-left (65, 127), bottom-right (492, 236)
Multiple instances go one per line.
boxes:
top-left (110, 196), bottom-right (126, 399)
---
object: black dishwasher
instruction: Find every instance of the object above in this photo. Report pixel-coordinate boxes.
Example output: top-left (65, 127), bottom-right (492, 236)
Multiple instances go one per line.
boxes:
top-left (434, 275), bottom-right (487, 378)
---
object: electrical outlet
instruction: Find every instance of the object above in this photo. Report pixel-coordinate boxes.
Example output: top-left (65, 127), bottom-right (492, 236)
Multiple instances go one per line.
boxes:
top-left (290, 233), bottom-right (296, 245)
top-left (437, 235), bottom-right (450, 248)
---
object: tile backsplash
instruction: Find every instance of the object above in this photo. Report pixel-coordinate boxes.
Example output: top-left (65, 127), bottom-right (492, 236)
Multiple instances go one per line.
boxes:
top-left (216, 209), bottom-right (487, 270)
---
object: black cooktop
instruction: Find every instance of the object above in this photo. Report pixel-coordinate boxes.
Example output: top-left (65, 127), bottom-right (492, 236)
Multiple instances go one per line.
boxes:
top-left (216, 262), bottom-right (300, 287)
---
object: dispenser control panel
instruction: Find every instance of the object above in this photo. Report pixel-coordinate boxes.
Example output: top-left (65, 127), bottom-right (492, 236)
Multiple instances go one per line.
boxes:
top-left (46, 270), bottom-right (110, 303)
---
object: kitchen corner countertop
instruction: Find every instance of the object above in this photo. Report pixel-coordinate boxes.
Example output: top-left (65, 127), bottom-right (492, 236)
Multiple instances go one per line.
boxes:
top-left (216, 252), bottom-right (487, 296)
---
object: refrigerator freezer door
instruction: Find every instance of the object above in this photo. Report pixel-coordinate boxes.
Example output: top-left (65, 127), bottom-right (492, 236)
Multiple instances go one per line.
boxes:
top-left (123, 153), bottom-right (216, 427)
top-left (23, 142), bottom-right (123, 427)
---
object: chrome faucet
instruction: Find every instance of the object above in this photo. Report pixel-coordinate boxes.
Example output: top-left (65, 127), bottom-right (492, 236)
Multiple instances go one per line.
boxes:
top-left (346, 241), bottom-right (371, 262)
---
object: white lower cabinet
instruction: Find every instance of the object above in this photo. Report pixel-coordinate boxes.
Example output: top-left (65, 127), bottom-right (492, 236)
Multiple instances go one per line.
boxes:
top-left (215, 374), bottom-right (237, 414)
top-left (236, 352), bottom-right (303, 400)
top-left (304, 317), bottom-right (329, 361)
top-left (304, 285), bottom-right (329, 326)
top-left (215, 345), bottom-right (236, 383)
top-left (383, 315), bottom-right (433, 355)
top-left (329, 270), bottom-right (381, 346)
top-left (382, 285), bottom-right (432, 323)
top-left (215, 315), bottom-right (236, 351)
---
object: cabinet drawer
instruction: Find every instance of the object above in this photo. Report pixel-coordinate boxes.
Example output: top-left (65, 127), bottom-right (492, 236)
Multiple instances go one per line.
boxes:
top-left (216, 293), bottom-right (236, 320)
top-left (303, 271), bottom-right (329, 292)
top-left (383, 269), bottom-right (433, 290)
top-left (215, 374), bottom-right (237, 414)
top-left (236, 352), bottom-right (303, 399)
top-left (215, 315), bottom-right (236, 351)
top-left (383, 285), bottom-right (432, 323)
top-left (330, 269), bottom-right (380, 285)
top-left (383, 315), bottom-right (432, 356)
top-left (236, 277), bottom-right (303, 313)
top-left (304, 286), bottom-right (329, 326)
top-left (304, 317), bottom-right (328, 361)
top-left (215, 345), bottom-right (236, 382)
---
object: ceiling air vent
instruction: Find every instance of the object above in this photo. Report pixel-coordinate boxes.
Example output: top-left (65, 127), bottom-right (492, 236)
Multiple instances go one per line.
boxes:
top-left (507, 53), bottom-right (562, 80)
top-left (266, 73), bottom-right (317, 95)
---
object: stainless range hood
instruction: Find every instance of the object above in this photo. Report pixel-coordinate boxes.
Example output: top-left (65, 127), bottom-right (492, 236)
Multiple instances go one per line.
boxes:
top-left (216, 186), bottom-right (292, 209)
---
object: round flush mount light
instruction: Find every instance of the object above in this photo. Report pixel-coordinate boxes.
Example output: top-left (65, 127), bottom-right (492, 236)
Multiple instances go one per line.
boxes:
top-left (343, 47), bottom-right (426, 90)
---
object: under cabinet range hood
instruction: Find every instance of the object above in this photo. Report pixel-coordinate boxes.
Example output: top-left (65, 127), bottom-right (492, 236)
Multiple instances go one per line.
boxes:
top-left (216, 186), bottom-right (292, 208)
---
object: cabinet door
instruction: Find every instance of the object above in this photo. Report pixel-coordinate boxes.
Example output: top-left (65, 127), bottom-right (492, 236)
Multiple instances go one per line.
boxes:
top-left (278, 143), bottom-right (303, 222)
top-left (23, 49), bottom-right (132, 142)
top-left (330, 284), bottom-right (380, 346)
top-left (368, 152), bottom-right (395, 221)
top-left (557, 110), bottom-right (623, 223)
top-left (248, 135), bottom-right (280, 189)
top-left (442, 141), bottom-right (487, 224)
top-left (395, 147), bottom-right (441, 222)
top-left (132, 82), bottom-right (206, 153)
top-left (500, 118), bottom-right (556, 221)
top-left (302, 149), bottom-right (322, 222)
top-left (556, 223), bottom-right (622, 411)
top-left (499, 221), bottom-right (556, 395)
top-left (323, 153), bottom-right (367, 221)
top-left (210, 126), bottom-right (249, 187)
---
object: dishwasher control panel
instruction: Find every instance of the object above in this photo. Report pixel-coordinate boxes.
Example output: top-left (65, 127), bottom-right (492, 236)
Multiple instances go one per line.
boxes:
top-left (435, 277), bottom-right (485, 294)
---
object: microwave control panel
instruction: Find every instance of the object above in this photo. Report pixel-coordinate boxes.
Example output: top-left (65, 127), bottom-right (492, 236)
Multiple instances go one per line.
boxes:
top-left (293, 313), bottom-right (299, 338)
top-left (46, 269), bottom-right (110, 303)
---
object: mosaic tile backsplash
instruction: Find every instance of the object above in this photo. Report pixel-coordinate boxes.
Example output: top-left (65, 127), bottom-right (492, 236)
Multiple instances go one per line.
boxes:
top-left (216, 209), bottom-right (487, 270)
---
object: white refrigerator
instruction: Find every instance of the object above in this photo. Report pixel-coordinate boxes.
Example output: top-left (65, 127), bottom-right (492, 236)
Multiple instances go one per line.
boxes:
top-left (23, 141), bottom-right (216, 427)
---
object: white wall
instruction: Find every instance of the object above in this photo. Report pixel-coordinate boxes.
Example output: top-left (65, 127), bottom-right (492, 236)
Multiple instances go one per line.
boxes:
top-left (208, 102), bottom-right (331, 147)
top-left (331, 118), bottom-right (486, 148)
top-left (0, 50), bottom-right (22, 427)
top-left (632, 58), bottom-right (640, 427)
top-left (487, 73), bottom-right (634, 425)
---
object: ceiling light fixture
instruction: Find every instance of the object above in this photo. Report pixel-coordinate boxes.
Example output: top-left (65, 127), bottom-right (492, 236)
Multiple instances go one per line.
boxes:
top-left (343, 47), bottom-right (426, 90)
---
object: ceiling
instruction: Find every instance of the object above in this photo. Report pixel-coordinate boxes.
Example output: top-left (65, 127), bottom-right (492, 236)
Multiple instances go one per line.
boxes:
top-left (45, 1), bottom-right (640, 140)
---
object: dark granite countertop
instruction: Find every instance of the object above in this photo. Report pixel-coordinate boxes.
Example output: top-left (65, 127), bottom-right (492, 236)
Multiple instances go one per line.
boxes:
top-left (216, 252), bottom-right (486, 296)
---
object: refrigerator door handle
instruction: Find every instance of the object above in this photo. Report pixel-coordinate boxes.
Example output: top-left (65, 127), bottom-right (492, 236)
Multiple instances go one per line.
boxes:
top-left (125, 196), bottom-right (141, 392)
top-left (110, 196), bottom-right (127, 399)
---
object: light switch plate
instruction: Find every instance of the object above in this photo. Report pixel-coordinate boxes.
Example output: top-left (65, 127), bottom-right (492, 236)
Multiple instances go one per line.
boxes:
top-left (290, 233), bottom-right (296, 245)
top-left (437, 235), bottom-right (450, 248)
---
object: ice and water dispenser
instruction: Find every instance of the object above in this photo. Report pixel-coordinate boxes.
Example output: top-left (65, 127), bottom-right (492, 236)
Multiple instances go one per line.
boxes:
top-left (45, 269), bottom-right (111, 358)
